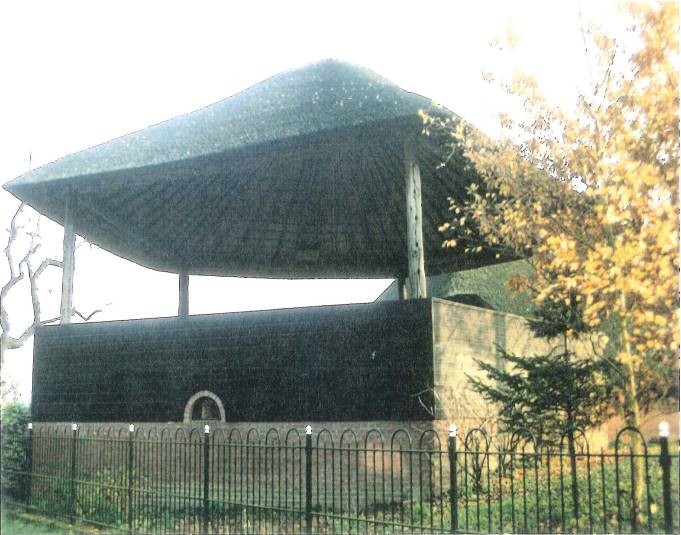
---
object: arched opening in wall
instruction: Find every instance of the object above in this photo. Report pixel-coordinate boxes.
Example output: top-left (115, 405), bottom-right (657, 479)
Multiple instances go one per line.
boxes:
top-left (183, 390), bottom-right (226, 423)
top-left (193, 397), bottom-right (220, 420)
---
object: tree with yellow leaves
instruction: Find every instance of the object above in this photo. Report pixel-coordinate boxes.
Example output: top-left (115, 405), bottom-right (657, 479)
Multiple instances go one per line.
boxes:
top-left (425, 1), bottom-right (678, 436)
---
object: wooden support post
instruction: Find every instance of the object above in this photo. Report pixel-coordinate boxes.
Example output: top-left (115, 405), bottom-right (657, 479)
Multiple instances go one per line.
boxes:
top-left (178, 269), bottom-right (189, 317)
top-left (404, 138), bottom-right (427, 298)
top-left (60, 190), bottom-right (76, 324)
top-left (397, 276), bottom-right (409, 300)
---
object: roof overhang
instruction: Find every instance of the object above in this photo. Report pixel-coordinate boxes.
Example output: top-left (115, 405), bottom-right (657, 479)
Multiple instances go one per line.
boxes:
top-left (4, 60), bottom-right (506, 278)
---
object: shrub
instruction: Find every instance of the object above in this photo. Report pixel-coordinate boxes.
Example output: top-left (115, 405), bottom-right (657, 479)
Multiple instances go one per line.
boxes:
top-left (1, 402), bottom-right (31, 501)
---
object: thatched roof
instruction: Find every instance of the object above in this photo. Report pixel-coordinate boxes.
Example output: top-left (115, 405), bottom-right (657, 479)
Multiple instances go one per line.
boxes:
top-left (4, 59), bottom-right (501, 278)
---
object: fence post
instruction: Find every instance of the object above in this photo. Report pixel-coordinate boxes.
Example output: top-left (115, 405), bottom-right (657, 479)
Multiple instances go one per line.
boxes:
top-left (25, 422), bottom-right (34, 510)
top-left (305, 425), bottom-right (313, 534)
top-left (448, 424), bottom-right (458, 534)
top-left (659, 422), bottom-right (673, 534)
top-left (69, 423), bottom-right (78, 519)
top-left (567, 428), bottom-right (580, 532)
top-left (202, 424), bottom-right (210, 535)
top-left (127, 424), bottom-right (134, 535)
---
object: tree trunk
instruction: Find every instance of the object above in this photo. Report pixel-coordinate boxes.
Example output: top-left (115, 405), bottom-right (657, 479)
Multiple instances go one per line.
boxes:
top-left (620, 314), bottom-right (644, 527)
top-left (0, 336), bottom-right (6, 390)
top-left (566, 412), bottom-right (580, 530)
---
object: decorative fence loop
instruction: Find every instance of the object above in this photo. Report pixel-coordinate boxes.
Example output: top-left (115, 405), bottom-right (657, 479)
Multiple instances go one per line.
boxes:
top-left (264, 428), bottom-right (281, 446)
top-left (614, 426), bottom-right (652, 533)
top-left (1, 424), bottom-right (677, 534)
top-left (389, 428), bottom-right (413, 449)
top-left (315, 428), bottom-right (333, 448)
top-left (227, 427), bottom-right (243, 444)
top-left (509, 427), bottom-right (537, 451)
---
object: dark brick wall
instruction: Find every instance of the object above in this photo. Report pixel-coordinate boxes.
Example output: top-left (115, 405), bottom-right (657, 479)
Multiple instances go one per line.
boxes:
top-left (32, 300), bottom-right (435, 422)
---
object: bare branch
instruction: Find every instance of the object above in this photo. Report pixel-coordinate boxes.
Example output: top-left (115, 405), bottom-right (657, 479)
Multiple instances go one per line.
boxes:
top-left (409, 388), bottom-right (435, 417)
top-left (42, 307), bottom-right (105, 325)
top-left (3, 326), bottom-right (35, 350)
top-left (72, 308), bottom-right (103, 322)
top-left (27, 268), bottom-right (41, 329)
top-left (577, 0), bottom-right (594, 89)
top-left (1, 204), bottom-right (28, 302)
top-left (0, 206), bottom-right (94, 357)
top-left (33, 258), bottom-right (63, 279)
top-left (416, 394), bottom-right (434, 417)
top-left (4, 203), bottom-right (25, 268)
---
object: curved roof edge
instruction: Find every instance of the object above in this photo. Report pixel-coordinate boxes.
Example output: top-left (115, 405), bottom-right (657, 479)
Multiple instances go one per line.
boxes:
top-left (4, 59), bottom-right (451, 192)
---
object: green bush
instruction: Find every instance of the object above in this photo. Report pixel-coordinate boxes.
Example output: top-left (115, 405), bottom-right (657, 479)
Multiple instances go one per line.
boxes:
top-left (75, 466), bottom-right (126, 527)
top-left (1, 403), bottom-right (31, 501)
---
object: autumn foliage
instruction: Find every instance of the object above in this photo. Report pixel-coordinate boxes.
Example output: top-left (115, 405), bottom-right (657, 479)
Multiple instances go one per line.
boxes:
top-left (425, 2), bottom-right (679, 429)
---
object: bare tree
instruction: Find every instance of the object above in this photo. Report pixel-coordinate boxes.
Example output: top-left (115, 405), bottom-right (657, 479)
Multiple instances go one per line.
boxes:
top-left (1, 203), bottom-right (102, 387)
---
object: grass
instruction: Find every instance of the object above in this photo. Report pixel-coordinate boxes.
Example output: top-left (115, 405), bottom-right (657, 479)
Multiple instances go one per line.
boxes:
top-left (1, 505), bottom-right (103, 534)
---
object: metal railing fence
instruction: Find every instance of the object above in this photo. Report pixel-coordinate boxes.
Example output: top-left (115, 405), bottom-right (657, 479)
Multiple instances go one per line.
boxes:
top-left (1, 422), bottom-right (678, 534)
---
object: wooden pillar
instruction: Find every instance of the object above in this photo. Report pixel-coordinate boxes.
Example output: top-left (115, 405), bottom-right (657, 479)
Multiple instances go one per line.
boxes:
top-left (404, 138), bottom-right (427, 298)
top-left (397, 276), bottom-right (409, 301)
top-left (60, 190), bottom-right (76, 324)
top-left (178, 270), bottom-right (189, 317)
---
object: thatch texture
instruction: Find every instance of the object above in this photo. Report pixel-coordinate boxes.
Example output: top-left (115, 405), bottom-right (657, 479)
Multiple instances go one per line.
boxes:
top-left (4, 60), bottom-right (501, 278)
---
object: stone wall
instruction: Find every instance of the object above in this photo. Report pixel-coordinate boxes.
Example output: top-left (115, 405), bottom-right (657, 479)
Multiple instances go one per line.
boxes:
top-left (431, 298), bottom-right (553, 431)
top-left (430, 298), bottom-right (619, 445)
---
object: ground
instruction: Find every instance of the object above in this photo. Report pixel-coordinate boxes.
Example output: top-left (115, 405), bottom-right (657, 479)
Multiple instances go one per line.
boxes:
top-left (1, 506), bottom-right (102, 534)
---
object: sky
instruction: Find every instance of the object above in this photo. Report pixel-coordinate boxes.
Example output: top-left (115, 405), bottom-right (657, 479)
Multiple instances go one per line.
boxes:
top-left (0, 0), bottom-right (625, 401)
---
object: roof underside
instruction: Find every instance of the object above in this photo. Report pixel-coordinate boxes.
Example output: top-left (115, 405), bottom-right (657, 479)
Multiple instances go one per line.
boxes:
top-left (4, 60), bottom-right (503, 278)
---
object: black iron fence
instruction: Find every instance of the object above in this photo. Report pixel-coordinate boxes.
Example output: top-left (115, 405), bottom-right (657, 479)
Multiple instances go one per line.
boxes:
top-left (1, 423), bottom-right (678, 534)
